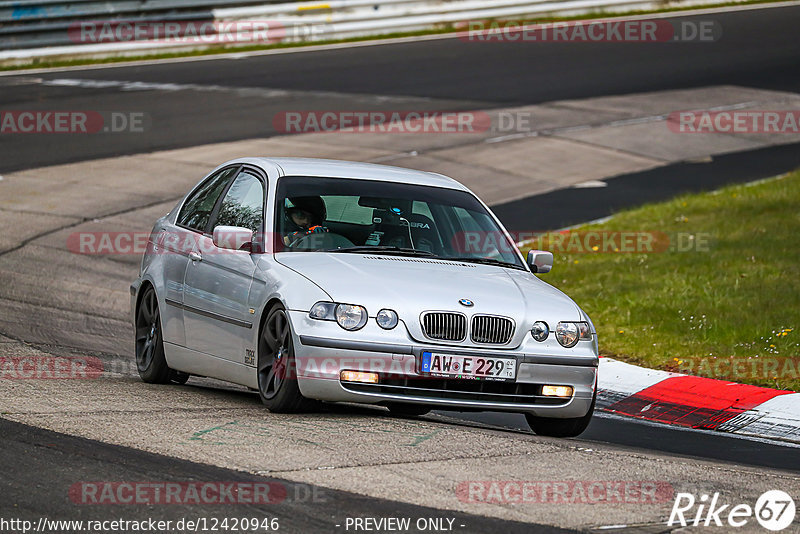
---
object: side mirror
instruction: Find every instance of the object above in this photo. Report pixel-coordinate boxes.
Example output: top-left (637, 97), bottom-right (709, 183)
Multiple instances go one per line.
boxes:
top-left (213, 226), bottom-right (253, 251)
top-left (527, 250), bottom-right (553, 273)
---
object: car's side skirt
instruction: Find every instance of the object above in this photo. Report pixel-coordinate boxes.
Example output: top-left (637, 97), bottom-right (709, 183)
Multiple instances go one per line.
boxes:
top-left (164, 341), bottom-right (257, 390)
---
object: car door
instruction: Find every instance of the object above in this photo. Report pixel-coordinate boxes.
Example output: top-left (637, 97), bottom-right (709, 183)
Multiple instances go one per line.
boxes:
top-left (162, 165), bottom-right (239, 346)
top-left (182, 168), bottom-right (266, 363)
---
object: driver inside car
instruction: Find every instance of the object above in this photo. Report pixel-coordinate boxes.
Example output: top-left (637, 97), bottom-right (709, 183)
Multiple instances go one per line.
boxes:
top-left (283, 196), bottom-right (329, 247)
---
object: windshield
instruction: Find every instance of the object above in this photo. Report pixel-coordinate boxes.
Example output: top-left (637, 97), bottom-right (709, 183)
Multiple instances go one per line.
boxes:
top-left (274, 176), bottom-right (525, 269)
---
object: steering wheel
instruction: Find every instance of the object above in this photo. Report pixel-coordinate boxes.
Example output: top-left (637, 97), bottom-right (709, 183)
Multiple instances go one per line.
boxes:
top-left (289, 232), bottom-right (355, 250)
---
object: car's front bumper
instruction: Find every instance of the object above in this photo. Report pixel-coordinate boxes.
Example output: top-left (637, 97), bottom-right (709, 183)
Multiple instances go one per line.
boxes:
top-left (289, 311), bottom-right (598, 418)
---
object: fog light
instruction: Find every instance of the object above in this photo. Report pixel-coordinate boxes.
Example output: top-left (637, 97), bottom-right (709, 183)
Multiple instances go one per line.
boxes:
top-left (340, 370), bottom-right (379, 383)
top-left (542, 385), bottom-right (574, 397)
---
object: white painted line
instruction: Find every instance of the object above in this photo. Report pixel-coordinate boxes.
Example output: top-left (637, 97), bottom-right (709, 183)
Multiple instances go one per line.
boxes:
top-left (571, 180), bottom-right (608, 188)
top-left (1, 1), bottom-right (799, 76)
top-left (598, 101), bottom-right (761, 130)
top-left (606, 114), bottom-right (669, 128)
top-left (485, 132), bottom-right (536, 143)
top-left (742, 172), bottom-right (789, 187)
top-left (488, 99), bottom-right (765, 152)
top-left (15, 76), bottom-right (435, 104)
top-left (0, 29), bottom-right (465, 77)
top-left (42, 77), bottom-right (291, 95)
top-left (707, 100), bottom-right (759, 111)
top-left (549, 124), bottom-right (593, 134)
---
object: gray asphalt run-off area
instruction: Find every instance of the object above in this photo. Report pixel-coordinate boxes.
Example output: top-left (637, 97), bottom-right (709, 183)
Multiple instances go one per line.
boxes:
top-left (1, 89), bottom-right (800, 532)
top-left (2, 6), bottom-right (800, 531)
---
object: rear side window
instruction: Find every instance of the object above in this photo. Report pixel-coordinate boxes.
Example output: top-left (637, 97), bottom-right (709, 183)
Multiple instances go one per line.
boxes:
top-left (177, 167), bottom-right (239, 232)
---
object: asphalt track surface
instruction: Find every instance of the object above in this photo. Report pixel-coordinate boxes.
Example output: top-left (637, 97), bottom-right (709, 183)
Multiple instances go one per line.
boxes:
top-left (2, 5), bottom-right (800, 532)
top-left (437, 410), bottom-right (800, 471)
top-left (1, 5), bottom-right (800, 172)
top-left (2, 418), bottom-right (561, 533)
top-left (493, 141), bottom-right (800, 231)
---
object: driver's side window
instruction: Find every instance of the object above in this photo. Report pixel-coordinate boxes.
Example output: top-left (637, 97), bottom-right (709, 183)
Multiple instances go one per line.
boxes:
top-left (177, 167), bottom-right (238, 233)
top-left (212, 171), bottom-right (265, 235)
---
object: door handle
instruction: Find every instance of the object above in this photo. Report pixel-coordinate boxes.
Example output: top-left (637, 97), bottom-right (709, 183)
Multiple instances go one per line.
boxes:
top-left (188, 251), bottom-right (202, 262)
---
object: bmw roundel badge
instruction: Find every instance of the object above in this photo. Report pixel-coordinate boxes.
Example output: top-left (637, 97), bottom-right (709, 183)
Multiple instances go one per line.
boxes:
top-left (459, 299), bottom-right (474, 307)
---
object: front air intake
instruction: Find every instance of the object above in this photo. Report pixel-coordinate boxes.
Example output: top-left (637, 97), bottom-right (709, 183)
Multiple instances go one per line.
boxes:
top-left (421, 312), bottom-right (467, 341)
top-left (471, 314), bottom-right (515, 344)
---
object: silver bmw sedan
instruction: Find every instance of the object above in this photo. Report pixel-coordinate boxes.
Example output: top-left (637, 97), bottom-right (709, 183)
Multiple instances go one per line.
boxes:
top-left (131, 158), bottom-right (598, 437)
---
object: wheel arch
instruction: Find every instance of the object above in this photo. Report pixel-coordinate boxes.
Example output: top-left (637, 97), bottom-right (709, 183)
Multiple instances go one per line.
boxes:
top-left (135, 279), bottom-right (156, 312)
top-left (258, 297), bottom-right (286, 334)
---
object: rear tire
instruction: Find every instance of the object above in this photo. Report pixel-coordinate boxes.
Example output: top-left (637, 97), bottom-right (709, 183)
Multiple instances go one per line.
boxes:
top-left (257, 304), bottom-right (318, 413)
top-left (386, 403), bottom-right (430, 417)
top-left (525, 393), bottom-right (596, 438)
top-left (169, 370), bottom-right (191, 385)
top-left (135, 285), bottom-right (171, 384)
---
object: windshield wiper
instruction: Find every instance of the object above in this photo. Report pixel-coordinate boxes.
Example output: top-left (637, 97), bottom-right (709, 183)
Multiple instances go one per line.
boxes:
top-left (327, 246), bottom-right (437, 257)
top-left (440, 256), bottom-right (525, 270)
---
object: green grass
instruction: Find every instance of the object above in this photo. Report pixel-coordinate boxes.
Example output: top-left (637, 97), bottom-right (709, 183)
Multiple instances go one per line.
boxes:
top-left (521, 170), bottom-right (800, 391)
top-left (0, 0), bottom-right (788, 72)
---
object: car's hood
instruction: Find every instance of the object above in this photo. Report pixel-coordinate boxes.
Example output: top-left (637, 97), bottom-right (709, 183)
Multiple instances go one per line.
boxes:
top-left (275, 252), bottom-right (581, 347)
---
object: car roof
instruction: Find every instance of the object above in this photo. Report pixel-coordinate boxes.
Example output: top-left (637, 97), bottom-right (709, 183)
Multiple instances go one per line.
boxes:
top-left (239, 157), bottom-right (470, 191)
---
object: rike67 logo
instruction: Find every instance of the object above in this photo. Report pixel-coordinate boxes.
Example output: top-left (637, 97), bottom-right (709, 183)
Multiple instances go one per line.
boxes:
top-left (669, 490), bottom-right (796, 531)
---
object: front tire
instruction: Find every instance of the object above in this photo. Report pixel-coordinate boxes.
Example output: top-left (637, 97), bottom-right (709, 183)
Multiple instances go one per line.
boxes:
top-left (257, 304), bottom-right (317, 413)
top-left (525, 393), bottom-right (596, 438)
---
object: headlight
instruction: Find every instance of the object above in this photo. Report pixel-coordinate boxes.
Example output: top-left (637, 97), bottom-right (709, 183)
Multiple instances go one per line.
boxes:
top-left (530, 321), bottom-right (549, 342)
top-left (309, 301), bottom-right (336, 320)
top-left (309, 301), bottom-right (368, 331)
top-left (376, 309), bottom-right (398, 329)
top-left (335, 304), bottom-right (368, 331)
top-left (555, 321), bottom-right (591, 348)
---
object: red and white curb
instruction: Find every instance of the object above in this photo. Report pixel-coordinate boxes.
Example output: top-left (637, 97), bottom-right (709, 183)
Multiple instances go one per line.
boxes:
top-left (597, 358), bottom-right (800, 444)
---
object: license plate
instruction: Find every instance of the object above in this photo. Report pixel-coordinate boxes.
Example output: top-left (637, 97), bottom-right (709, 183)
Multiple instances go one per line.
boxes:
top-left (420, 352), bottom-right (516, 381)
